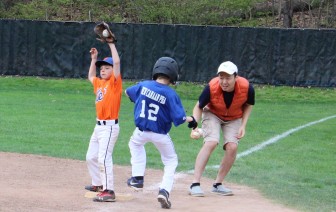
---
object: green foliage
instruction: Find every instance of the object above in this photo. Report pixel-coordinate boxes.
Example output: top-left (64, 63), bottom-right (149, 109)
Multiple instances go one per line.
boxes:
top-left (2, 0), bottom-right (333, 28)
top-left (0, 0), bottom-right (121, 21)
top-left (1, 1), bottom-right (46, 20)
top-left (124, 0), bottom-right (263, 25)
top-left (0, 0), bottom-right (269, 26)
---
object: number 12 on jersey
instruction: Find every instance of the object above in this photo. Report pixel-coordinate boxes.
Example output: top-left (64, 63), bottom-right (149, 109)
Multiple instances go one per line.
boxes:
top-left (139, 100), bottom-right (159, 121)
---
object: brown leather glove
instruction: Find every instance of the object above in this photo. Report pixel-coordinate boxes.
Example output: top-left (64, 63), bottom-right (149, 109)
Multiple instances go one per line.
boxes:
top-left (94, 22), bottom-right (117, 43)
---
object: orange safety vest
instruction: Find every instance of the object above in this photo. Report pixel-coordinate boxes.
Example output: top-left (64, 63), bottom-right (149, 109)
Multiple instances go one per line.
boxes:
top-left (93, 75), bottom-right (122, 120)
top-left (207, 76), bottom-right (249, 121)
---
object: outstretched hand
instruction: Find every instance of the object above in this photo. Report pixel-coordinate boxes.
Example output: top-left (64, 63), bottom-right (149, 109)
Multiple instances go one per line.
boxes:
top-left (89, 48), bottom-right (98, 60)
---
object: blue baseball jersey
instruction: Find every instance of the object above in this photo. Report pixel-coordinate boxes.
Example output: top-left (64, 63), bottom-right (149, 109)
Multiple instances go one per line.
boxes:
top-left (126, 80), bottom-right (187, 134)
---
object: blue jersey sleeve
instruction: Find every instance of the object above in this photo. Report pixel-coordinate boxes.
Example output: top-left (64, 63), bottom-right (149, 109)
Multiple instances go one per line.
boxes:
top-left (167, 92), bottom-right (187, 127)
top-left (125, 83), bottom-right (141, 103)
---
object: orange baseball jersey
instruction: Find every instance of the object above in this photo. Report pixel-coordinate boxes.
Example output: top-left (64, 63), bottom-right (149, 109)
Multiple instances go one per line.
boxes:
top-left (93, 74), bottom-right (122, 120)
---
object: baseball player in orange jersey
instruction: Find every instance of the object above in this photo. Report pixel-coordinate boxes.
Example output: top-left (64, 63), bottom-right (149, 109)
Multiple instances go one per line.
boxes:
top-left (85, 37), bottom-right (122, 202)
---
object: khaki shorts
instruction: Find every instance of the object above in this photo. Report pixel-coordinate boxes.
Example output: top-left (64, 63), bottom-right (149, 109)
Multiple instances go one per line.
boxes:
top-left (202, 110), bottom-right (242, 147)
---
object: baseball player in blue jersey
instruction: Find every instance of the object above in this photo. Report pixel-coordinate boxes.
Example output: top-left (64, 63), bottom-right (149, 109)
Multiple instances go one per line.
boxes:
top-left (125, 57), bottom-right (198, 209)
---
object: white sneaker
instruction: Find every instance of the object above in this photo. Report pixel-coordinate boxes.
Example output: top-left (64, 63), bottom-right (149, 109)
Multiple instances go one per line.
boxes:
top-left (211, 184), bottom-right (233, 196)
top-left (189, 185), bottom-right (205, 197)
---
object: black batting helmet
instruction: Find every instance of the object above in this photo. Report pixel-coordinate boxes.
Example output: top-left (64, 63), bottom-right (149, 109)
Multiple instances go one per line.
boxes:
top-left (152, 57), bottom-right (178, 84)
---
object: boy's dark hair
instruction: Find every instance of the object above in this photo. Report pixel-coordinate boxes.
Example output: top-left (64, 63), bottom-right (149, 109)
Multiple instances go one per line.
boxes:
top-left (155, 73), bottom-right (170, 80)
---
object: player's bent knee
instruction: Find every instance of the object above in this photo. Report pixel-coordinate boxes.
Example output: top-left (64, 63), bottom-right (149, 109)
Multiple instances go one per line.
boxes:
top-left (204, 141), bottom-right (218, 150)
top-left (223, 142), bottom-right (238, 151)
top-left (86, 154), bottom-right (96, 163)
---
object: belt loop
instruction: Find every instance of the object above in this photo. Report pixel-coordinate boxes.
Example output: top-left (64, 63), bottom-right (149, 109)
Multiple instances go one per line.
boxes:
top-left (103, 121), bottom-right (106, 125)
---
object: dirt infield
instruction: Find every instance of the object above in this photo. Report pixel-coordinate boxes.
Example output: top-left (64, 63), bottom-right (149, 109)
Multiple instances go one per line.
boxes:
top-left (0, 152), bottom-right (298, 212)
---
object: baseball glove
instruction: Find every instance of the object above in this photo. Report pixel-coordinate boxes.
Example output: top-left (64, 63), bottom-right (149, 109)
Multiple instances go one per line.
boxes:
top-left (94, 22), bottom-right (117, 43)
top-left (188, 116), bottom-right (198, 130)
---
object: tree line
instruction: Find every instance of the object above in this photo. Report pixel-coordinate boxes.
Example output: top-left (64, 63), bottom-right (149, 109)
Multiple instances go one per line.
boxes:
top-left (1, 0), bottom-right (336, 28)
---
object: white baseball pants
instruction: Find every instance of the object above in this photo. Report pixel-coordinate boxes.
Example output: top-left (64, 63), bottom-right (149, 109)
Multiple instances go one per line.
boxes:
top-left (86, 123), bottom-right (119, 191)
top-left (128, 127), bottom-right (178, 193)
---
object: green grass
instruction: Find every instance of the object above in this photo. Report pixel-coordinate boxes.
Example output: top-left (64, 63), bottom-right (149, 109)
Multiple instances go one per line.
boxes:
top-left (1, 76), bottom-right (336, 211)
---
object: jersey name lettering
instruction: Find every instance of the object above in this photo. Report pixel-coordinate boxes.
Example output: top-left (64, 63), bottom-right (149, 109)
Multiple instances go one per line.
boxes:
top-left (141, 87), bottom-right (166, 104)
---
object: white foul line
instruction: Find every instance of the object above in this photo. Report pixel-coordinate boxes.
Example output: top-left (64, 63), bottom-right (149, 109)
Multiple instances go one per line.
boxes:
top-left (237, 115), bottom-right (336, 159)
top-left (187, 115), bottom-right (336, 173)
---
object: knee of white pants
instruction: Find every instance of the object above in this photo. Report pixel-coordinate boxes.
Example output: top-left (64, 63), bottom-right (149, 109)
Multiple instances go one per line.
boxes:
top-left (98, 157), bottom-right (113, 167)
top-left (165, 156), bottom-right (178, 169)
top-left (86, 154), bottom-right (96, 163)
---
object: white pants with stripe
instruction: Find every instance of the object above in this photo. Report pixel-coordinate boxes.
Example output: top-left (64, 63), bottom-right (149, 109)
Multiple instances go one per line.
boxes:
top-left (86, 124), bottom-right (119, 191)
top-left (128, 127), bottom-right (178, 193)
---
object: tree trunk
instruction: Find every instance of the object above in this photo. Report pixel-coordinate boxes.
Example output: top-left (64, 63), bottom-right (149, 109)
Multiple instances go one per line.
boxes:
top-left (334, 0), bottom-right (336, 24)
top-left (283, 0), bottom-right (293, 27)
top-left (299, 0), bottom-right (305, 27)
top-left (317, 0), bottom-right (325, 27)
top-left (278, 0), bottom-right (282, 20)
top-left (272, 0), bottom-right (276, 25)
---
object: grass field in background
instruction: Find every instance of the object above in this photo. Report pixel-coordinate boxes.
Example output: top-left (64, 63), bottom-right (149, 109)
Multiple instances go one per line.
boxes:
top-left (0, 76), bottom-right (335, 211)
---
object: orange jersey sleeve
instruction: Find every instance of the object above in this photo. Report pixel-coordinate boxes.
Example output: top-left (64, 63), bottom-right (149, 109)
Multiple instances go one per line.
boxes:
top-left (93, 74), bottom-right (122, 120)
